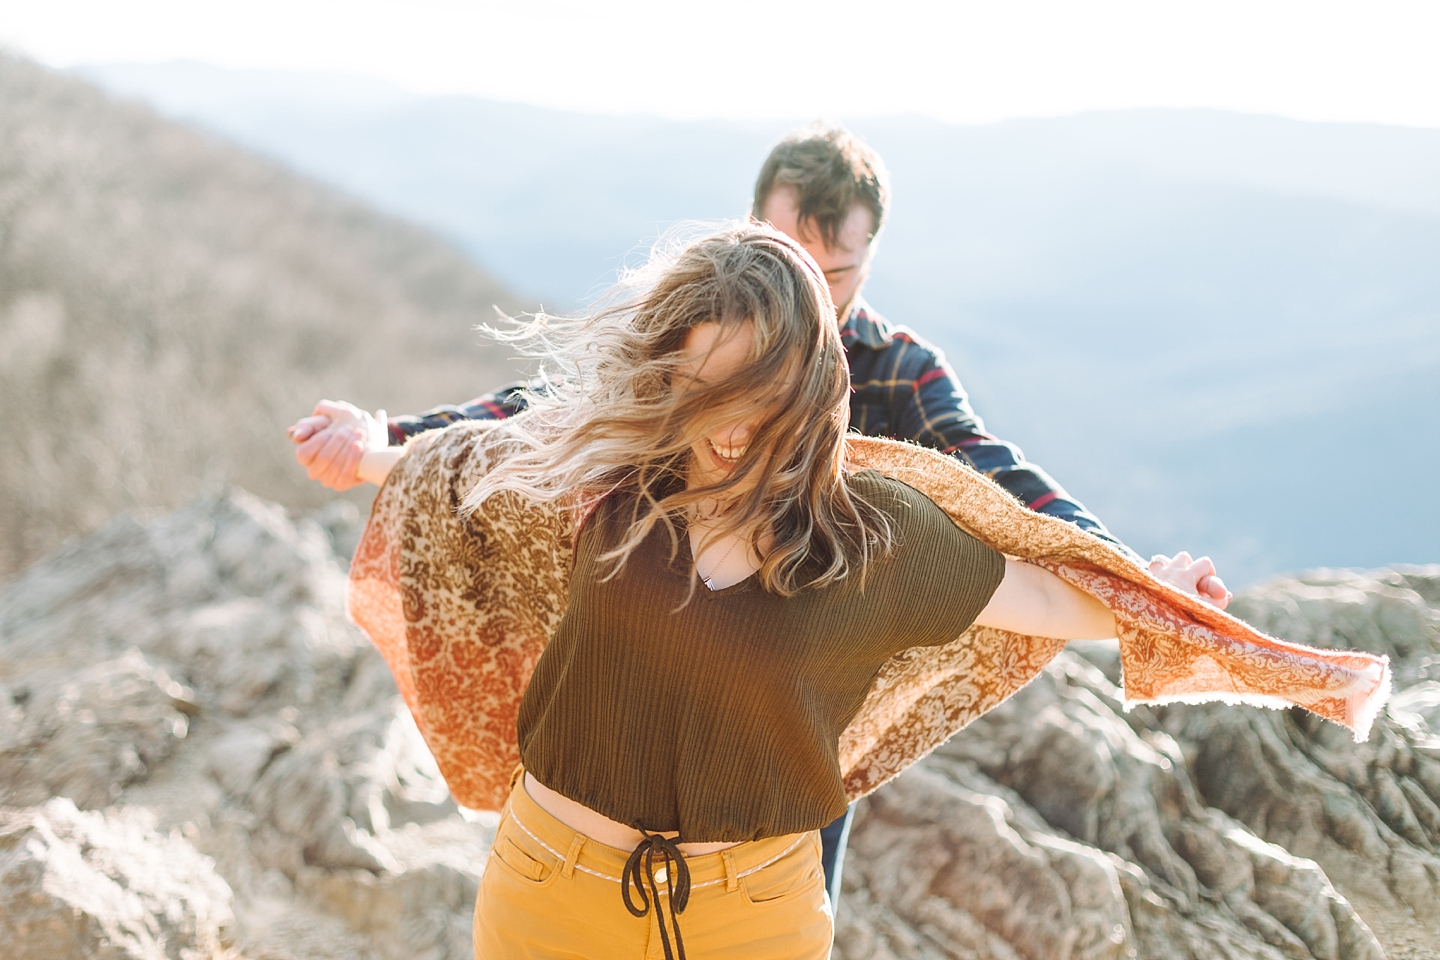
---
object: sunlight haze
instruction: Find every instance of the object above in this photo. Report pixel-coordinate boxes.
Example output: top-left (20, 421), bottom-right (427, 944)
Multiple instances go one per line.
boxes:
top-left (3, 0), bottom-right (1439, 126)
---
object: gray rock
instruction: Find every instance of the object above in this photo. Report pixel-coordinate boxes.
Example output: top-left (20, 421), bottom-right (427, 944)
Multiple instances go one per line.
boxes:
top-left (0, 650), bottom-right (197, 808)
top-left (205, 719), bottom-right (300, 797)
top-left (1161, 567), bottom-right (1440, 956)
top-left (0, 492), bottom-right (486, 960)
top-left (0, 798), bottom-right (234, 960)
top-left (844, 759), bottom-right (1132, 960)
top-left (837, 651), bottom-right (1385, 960)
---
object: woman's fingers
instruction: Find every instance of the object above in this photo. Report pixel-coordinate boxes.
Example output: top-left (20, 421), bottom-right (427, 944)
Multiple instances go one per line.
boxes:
top-left (313, 429), bottom-right (346, 485)
top-left (312, 399), bottom-right (349, 417)
top-left (292, 401), bottom-right (385, 490)
top-left (1188, 557), bottom-right (1226, 608)
top-left (1150, 551), bottom-right (1233, 609)
top-left (288, 415), bottom-right (331, 443)
top-left (294, 426), bottom-right (334, 468)
top-left (1197, 575), bottom-right (1222, 595)
top-left (329, 440), bottom-right (366, 491)
top-left (315, 426), bottom-right (366, 488)
top-left (1197, 574), bottom-right (1232, 609)
top-left (303, 427), bottom-right (352, 485)
top-left (309, 429), bottom-right (350, 482)
top-left (311, 399), bottom-right (365, 429)
top-left (295, 422), bottom-right (350, 467)
top-left (332, 433), bottom-right (367, 490)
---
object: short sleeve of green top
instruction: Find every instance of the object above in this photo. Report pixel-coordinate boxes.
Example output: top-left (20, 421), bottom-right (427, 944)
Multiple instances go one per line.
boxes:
top-left (516, 470), bottom-right (1006, 843)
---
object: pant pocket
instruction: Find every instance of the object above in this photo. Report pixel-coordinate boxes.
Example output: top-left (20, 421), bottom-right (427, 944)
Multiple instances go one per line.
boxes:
top-left (487, 813), bottom-right (563, 886)
top-left (740, 835), bottom-right (825, 907)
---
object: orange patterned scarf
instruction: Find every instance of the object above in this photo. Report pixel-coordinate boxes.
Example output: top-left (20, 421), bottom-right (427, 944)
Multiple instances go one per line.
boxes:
top-left (348, 421), bottom-right (1390, 812)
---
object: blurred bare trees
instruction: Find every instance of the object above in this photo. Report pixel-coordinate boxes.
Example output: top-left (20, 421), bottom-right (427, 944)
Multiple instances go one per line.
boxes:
top-left (0, 54), bottom-right (527, 579)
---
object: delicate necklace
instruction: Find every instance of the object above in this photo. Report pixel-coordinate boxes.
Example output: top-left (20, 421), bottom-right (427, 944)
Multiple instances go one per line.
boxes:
top-left (697, 532), bottom-right (746, 591)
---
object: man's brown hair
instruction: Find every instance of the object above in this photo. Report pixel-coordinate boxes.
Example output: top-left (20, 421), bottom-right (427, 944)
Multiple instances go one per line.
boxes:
top-left (752, 124), bottom-right (890, 248)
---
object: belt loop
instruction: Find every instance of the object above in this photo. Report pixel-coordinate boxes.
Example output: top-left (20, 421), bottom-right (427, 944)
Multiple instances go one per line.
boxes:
top-left (722, 850), bottom-right (739, 893)
top-left (562, 834), bottom-right (585, 880)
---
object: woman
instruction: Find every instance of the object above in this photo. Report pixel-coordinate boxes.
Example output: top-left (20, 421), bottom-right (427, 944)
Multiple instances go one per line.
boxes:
top-left (306, 223), bottom-right (1274, 960)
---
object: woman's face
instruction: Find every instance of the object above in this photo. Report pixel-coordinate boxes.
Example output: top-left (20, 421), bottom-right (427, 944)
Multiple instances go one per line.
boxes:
top-left (676, 320), bottom-right (773, 492)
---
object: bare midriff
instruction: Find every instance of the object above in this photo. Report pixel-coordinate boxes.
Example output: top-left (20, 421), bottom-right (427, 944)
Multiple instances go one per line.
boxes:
top-left (524, 772), bottom-right (746, 856)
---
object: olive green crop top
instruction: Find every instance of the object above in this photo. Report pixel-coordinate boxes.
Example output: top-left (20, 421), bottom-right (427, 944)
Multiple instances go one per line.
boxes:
top-left (516, 471), bottom-right (1006, 843)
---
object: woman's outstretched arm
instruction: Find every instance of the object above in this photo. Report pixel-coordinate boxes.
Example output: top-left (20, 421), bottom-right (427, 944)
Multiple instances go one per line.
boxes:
top-left (973, 560), bottom-right (1117, 639)
top-left (974, 553), bottom-right (1221, 640)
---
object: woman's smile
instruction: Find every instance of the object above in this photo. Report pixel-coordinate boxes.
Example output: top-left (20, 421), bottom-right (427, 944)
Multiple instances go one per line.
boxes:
top-left (679, 319), bottom-right (765, 489)
top-left (705, 438), bottom-right (746, 471)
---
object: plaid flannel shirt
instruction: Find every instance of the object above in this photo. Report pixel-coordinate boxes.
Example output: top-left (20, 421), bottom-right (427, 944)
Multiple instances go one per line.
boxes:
top-left (389, 300), bottom-right (1133, 557)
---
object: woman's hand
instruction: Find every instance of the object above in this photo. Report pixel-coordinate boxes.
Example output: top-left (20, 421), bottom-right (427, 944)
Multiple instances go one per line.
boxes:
top-left (1149, 552), bottom-right (1231, 609)
top-left (287, 400), bottom-right (398, 488)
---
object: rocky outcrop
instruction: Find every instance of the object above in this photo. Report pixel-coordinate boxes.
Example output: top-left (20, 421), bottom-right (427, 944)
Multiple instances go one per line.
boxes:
top-left (1, 493), bottom-right (1435, 958)
top-left (836, 567), bottom-right (1440, 960)
top-left (1158, 569), bottom-right (1440, 958)
top-left (836, 653), bottom-right (1390, 960)
top-left (0, 798), bottom-right (234, 960)
top-left (0, 492), bottom-right (489, 960)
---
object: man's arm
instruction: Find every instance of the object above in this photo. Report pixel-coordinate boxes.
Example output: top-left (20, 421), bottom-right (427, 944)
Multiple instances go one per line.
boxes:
top-left (386, 381), bottom-right (533, 445)
top-left (290, 383), bottom-right (532, 491)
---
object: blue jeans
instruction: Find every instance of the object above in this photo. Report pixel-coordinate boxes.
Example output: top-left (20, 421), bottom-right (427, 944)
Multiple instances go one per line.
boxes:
top-left (818, 804), bottom-right (855, 910)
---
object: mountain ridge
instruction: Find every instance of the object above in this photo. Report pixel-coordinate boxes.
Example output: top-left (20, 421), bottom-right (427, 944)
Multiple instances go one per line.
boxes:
top-left (23, 60), bottom-right (1440, 583)
top-left (0, 55), bottom-right (528, 579)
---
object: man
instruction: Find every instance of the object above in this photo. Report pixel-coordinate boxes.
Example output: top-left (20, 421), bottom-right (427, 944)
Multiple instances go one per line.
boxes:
top-left (291, 124), bottom-right (1230, 908)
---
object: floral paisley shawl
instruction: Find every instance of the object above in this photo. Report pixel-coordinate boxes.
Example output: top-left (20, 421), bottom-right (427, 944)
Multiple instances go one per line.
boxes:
top-left (348, 420), bottom-right (1391, 813)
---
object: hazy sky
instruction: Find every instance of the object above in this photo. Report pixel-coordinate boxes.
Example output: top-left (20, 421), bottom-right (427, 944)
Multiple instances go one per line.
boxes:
top-left (4, 0), bottom-right (1439, 126)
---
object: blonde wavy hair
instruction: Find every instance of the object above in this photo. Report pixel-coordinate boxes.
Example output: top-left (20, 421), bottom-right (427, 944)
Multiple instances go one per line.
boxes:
top-left (463, 222), bottom-right (894, 596)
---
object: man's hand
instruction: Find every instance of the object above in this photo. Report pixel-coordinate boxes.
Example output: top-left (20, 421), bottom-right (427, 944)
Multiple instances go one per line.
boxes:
top-left (286, 400), bottom-right (387, 491)
top-left (1149, 552), bottom-right (1231, 609)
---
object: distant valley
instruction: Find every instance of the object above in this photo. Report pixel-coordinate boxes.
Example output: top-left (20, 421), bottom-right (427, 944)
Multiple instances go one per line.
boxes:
top-left (62, 64), bottom-right (1440, 582)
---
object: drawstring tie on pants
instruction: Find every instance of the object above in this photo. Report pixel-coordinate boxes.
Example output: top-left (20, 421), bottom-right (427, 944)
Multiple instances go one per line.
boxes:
top-left (621, 829), bottom-right (691, 960)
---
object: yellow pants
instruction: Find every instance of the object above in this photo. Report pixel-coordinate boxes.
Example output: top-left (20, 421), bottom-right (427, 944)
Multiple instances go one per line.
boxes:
top-left (473, 773), bottom-right (833, 959)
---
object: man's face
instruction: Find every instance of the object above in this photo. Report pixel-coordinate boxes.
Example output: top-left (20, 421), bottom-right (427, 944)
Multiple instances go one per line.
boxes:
top-left (757, 187), bottom-right (875, 321)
